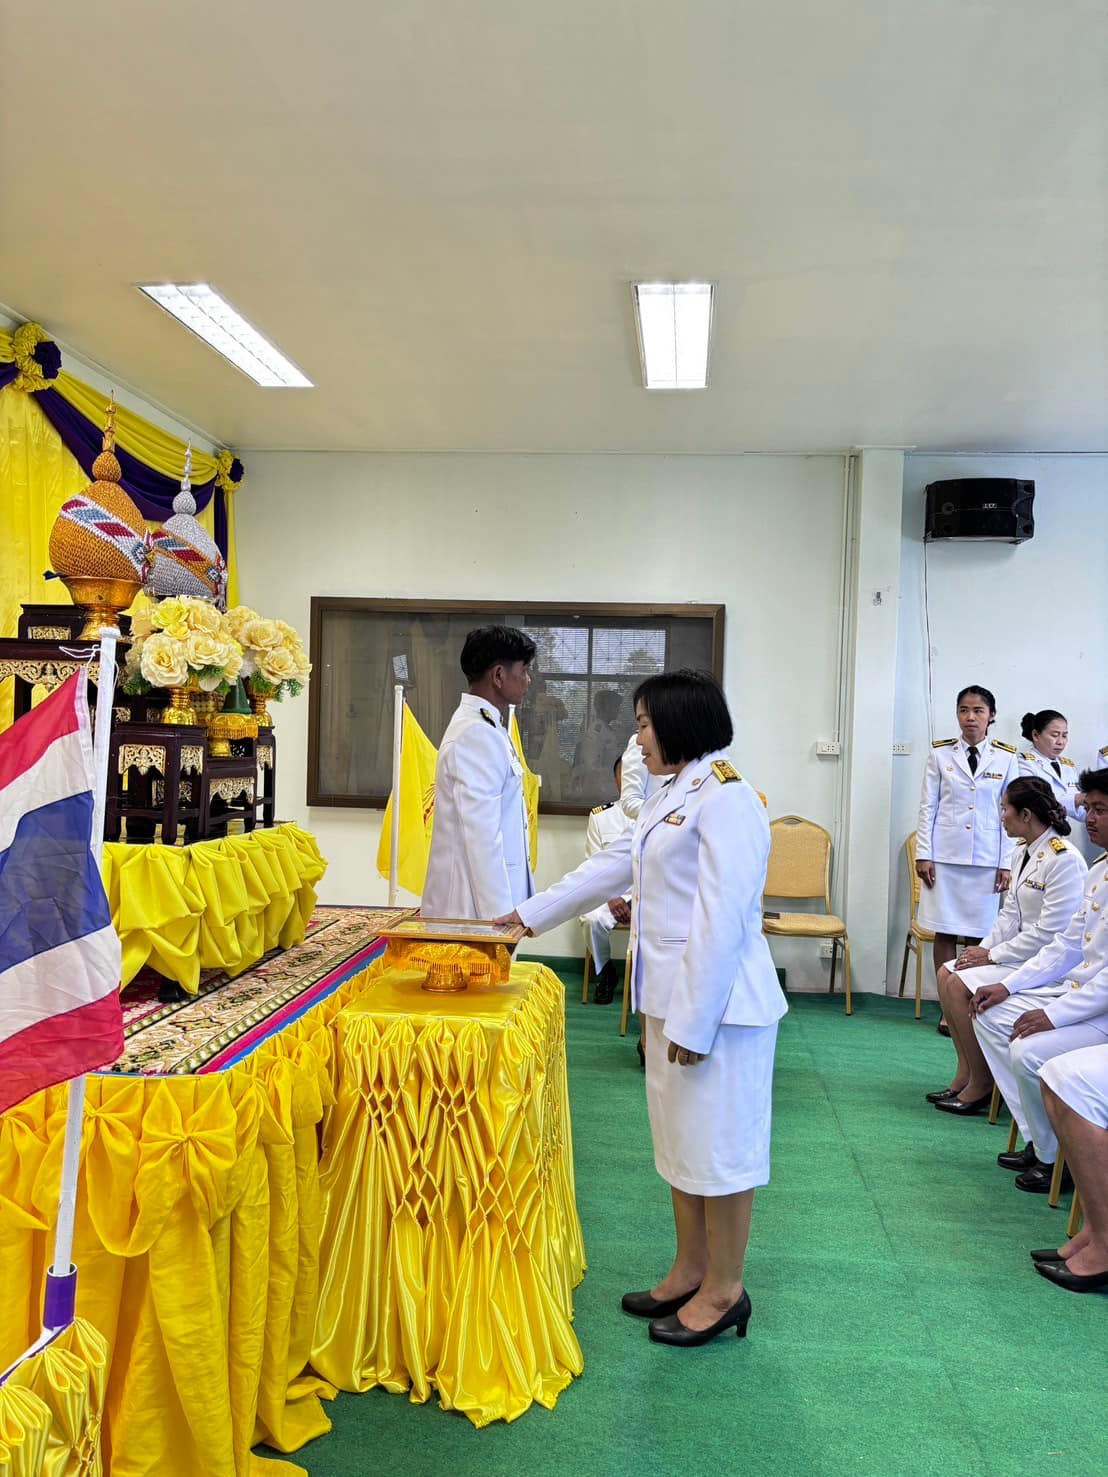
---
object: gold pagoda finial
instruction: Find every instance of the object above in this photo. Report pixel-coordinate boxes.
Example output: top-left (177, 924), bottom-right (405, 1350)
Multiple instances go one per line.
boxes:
top-left (102, 392), bottom-right (117, 453)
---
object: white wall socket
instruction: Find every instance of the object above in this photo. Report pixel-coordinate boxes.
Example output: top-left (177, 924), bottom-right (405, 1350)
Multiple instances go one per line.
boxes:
top-left (819, 940), bottom-right (835, 958)
top-left (815, 741), bottom-right (841, 756)
top-left (892, 742), bottom-right (912, 755)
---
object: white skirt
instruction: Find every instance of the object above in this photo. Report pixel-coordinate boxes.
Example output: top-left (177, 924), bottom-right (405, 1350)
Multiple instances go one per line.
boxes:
top-left (1039, 1043), bottom-right (1108, 1128)
top-left (643, 1015), bottom-right (778, 1196)
top-left (916, 861), bottom-right (1000, 937)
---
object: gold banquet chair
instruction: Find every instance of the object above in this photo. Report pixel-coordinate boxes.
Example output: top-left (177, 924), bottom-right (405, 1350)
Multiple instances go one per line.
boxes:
top-left (581, 922), bottom-right (631, 1005)
top-left (898, 833), bottom-right (936, 1020)
top-left (762, 815), bottom-right (851, 1015)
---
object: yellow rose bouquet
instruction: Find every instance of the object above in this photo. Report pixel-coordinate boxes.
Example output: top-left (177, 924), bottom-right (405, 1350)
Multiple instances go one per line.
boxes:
top-left (123, 595), bottom-right (244, 695)
top-left (225, 605), bottom-right (312, 702)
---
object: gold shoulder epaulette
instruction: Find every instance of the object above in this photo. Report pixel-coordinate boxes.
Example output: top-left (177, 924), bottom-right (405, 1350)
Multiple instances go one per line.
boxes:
top-left (1050, 837), bottom-right (1067, 854)
top-left (711, 759), bottom-right (740, 784)
top-left (1061, 756), bottom-right (1075, 767)
top-left (932, 738), bottom-right (956, 748)
top-left (1095, 853), bottom-right (1108, 865)
top-left (1019, 751), bottom-right (1033, 761)
top-left (479, 708), bottom-right (496, 727)
top-left (1099, 746), bottom-right (1108, 758)
top-left (1014, 837), bottom-right (1027, 846)
top-left (590, 802), bottom-right (612, 814)
top-left (992, 740), bottom-right (1017, 753)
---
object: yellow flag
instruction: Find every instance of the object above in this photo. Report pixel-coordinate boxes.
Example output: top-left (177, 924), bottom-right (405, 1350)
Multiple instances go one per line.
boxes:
top-left (375, 703), bottom-right (439, 895)
top-left (510, 711), bottom-right (541, 872)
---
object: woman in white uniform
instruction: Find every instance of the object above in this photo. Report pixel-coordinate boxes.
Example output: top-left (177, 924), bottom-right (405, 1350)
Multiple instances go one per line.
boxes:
top-left (500, 671), bottom-right (786, 1349)
top-left (927, 776), bottom-right (1086, 1116)
top-left (916, 685), bottom-right (1018, 1028)
top-left (1017, 708), bottom-right (1082, 819)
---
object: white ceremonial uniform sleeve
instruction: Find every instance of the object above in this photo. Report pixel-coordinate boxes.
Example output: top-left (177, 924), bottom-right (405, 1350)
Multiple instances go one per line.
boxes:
top-left (916, 752), bottom-right (940, 862)
top-left (988, 852), bottom-right (1087, 967)
top-left (584, 813), bottom-right (603, 860)
top-left (619, 735), bottom-right (646, 820)
top-left (451, 726), bottom-right (515, 917)
top-left (1045, 967), bottom-right (1108, 1029)
top-left (999, 898), bottom-right (1087, 996)
top-left (663, 789), bottom-right (763, 1058)
top-left (995, 752), bottom-right (1017, 870)
top-left (981, 886), bottom-right (1020, 956)
top-left (517, 831), bottom-right (634, 936)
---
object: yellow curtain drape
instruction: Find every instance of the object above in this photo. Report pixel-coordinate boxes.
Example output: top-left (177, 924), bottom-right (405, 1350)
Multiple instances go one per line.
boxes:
top-left (311, 959), bottom-right (585, 1426)
top-left (101, 824), bottom-right (327, 993)
top-left (0, 958), bottom-right (391, 1477)
top-left (0, 1319), bottom-right (108, 1477)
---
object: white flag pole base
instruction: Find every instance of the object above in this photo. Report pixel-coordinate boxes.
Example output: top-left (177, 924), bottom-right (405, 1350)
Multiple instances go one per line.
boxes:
top-left (387, 683), bottom-right (403, 907)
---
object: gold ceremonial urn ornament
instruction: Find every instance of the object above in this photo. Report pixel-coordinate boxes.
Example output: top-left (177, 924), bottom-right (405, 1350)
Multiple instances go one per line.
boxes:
top-left (59, 575), bottom-right (143, 641)
top-left (378, 918), bottom-right (525, 994)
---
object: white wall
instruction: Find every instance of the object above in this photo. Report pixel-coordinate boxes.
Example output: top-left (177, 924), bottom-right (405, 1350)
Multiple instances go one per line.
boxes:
top-left (887, 453), bottom-right (1108, 997)
top-left (238, 451), bottom-right (847, 978)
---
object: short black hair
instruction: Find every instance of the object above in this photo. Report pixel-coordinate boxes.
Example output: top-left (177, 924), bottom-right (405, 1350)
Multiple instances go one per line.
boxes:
top-left (957, 685), bottom-right (997, 715)
top-left (460, 625), bottom-right (536, 682)
top-left (632, 670), bottom-right (733, 765)
top-left (1021, 709), bottom-right (1066, 740)
top-left (1078, 768), bottom-right (1108, 800)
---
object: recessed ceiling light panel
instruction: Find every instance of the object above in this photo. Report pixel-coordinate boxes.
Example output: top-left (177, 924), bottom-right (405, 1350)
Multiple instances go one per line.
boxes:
top-left (632, 281), bottom-right (714, 390)
top-left (136, 283), bottom-right (313, 388)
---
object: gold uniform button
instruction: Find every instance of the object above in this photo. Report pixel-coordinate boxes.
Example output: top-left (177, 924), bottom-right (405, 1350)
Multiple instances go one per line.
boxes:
top-left (968, 805), bottom-right (974, 811)
top-left (1086, 934), bottom-right (1093, 941)
top-left (965, 824), bottom-right (972, 830)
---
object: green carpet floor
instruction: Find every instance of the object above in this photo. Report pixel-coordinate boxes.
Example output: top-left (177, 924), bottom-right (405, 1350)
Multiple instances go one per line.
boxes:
top-left (291, 984), bottom-right (1105, 1477)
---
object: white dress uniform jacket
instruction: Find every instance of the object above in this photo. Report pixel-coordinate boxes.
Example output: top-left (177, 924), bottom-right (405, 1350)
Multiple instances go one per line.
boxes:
top-left (978, 831), bottom-right (1087, 966)
top-left (1017, 748), bottom-right (1083, 819)
top-left (916, 736), bottom-right (1018, 869)
top-left (420, 694), bottom-right (534, 919)
top-left (518, 750), bottom-right (787, 1055)
top-left (997, 855), bottom-right (1108, 1029)
top-left (580, 800), bottom-right (632, 935)
top-left (1090, 743), bottom-right (1108, 777)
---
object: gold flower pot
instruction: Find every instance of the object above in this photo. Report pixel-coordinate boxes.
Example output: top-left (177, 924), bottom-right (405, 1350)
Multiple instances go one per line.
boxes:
top-left (161, 684), bottom-right (198, 725)
top-left (60, 575), bottom-right (143, 641)
top-left (247, 685), bottom-right (274, 728)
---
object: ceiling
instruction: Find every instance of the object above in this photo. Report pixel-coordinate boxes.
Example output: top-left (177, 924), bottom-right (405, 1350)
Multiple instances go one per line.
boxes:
top-left (2, 1), bottom-right (1105, 453)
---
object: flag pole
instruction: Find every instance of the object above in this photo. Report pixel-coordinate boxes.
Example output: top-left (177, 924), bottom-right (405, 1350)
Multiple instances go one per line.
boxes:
top-left (387, 683), bottom-right (403, 906)
top-left (42, 626), bottom-right (118, 1334)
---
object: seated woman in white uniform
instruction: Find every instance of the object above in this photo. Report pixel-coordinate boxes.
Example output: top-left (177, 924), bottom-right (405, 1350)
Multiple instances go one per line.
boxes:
top-left (927, 776), bottom-right (1086, 1115)
top-left (499, 670), bottom-right (786, 1349)
top-left (1034, 1043), bottom-right (1108, 1292)
top-left (915, 684), bottom-right (1018, 1031)
top-left (1017, 708), bottom-right (1083, 819)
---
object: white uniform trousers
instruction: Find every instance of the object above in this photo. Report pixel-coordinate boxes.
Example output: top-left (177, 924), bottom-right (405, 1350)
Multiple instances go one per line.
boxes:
top-left (975, 997), bottom-right (1108, 1160)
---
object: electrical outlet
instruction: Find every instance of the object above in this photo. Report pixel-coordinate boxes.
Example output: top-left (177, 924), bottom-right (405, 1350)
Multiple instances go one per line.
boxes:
top-left (815, 741), bottom-right (841, 756)
top-left (819, 940), bottom-right (835, 959)
top-left (892, 742), bottom-right (912, 756)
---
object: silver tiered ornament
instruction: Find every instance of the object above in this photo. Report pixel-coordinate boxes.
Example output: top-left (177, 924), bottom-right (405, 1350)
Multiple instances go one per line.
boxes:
top-left (145, 444), bottom-right (228, 606)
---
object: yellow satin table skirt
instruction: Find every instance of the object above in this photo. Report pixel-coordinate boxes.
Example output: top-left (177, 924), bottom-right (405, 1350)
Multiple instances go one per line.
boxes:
top-left (312, 960), bottom-right (586, 1426)
top-left (0, 1320), bottom-right (107, 1477)
top-left (100, 824), bottom-right (326, 993)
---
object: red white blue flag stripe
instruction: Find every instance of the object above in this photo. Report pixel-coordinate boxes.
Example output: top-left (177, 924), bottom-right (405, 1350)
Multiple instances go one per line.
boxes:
top-left (0, 672), bottom-right (123, 1113)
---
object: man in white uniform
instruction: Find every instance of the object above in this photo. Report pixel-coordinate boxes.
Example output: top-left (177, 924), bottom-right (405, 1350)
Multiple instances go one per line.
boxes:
top-left (971, 767), bottom-right (1108, 1191)
top-left (580, 756), bottom-right (632, 1004)
top-left (420, 625), bottom-right (536, 919)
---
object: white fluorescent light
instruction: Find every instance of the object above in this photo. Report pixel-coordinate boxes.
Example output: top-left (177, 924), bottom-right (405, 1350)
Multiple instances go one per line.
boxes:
top-left (136, 283), bottom-right (313, 388)
top-left (632, 281), bottom-right (713, 389)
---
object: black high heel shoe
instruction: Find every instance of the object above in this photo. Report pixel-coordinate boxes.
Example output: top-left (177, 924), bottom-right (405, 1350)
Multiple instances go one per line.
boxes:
top-left (933, 1089), bottom-right (993, 1117)
top-left (648, 1289), bottom-right (751, 1346)
top-left (621, 1284), bottom-right (699, 1319)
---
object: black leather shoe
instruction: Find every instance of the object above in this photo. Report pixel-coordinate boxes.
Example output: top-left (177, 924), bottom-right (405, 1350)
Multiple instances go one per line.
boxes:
top-left (1015, 1162), bottom-right (1073, 1194)
top-left (649, 1289), bottom-right (752, 1347)
top-left (1029, 1248), bottom-right (1066, 1264)
top-left (936, 1023), bottom-right (951, 1038)
top-left (998, 1142), bottom-right (1037, 1171)
top-left (925, 1086), bottom-right (961, 1104)
top-left (594, 962), bottom-right (618, 1005)
top-left (1034, 1260), bottom-right (1108, 1293)
top-left (636, 1037), bottom-right (645, 1071)
top-left (934, 1090), bottom-right (994, 1117)
top-left (621, 1285), bottom-right (699, 1319)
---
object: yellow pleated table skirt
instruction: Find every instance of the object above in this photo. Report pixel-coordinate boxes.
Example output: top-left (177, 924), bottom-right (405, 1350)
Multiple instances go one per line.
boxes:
top-left (0, 1321), bottom-right (107, 1477)
top-left (312, 960), bottom-right (586, 1426)
top-left (101, 823), bottom-right (326, 993)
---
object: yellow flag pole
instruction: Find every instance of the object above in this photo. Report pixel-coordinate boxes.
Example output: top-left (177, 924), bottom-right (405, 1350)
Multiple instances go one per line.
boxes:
top-left (388, 684), bottom-right (403, 905)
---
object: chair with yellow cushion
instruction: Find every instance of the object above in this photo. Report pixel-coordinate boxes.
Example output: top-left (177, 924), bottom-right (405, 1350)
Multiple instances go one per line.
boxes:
top-left (897, 833), bottom-right (936, 1020)
top-left (762, 815), bottom-right (851, 1015)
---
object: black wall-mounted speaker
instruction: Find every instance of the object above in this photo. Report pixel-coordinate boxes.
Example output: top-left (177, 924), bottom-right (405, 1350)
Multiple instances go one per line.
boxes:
top-left (924, 478), bottom-right (1035, 543)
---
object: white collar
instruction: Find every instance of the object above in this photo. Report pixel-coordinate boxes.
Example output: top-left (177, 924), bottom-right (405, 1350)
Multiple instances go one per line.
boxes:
top-left (460, 692), bottom-right (505, 728)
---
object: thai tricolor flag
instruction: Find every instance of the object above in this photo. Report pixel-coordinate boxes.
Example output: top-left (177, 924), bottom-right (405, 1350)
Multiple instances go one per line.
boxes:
top-left (0, 671), bottom-right (123, 1114)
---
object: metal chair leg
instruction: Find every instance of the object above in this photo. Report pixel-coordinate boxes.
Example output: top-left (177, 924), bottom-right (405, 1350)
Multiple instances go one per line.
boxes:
top-left (619, 951), bottom-right (632, 1037)
top-left (898, 935), bottom-right (910, 997)
top-left (828, 938), bottom-right (838, 996)
top-left (988, 1086), bottom-right (1001, 1125)
top-left (914, 940), bottom-right (923, 1020)
top-left (1006, 1116), bottom-right (1018, 1153)
top-left (1066, 1188), bottom-right (1083, 1239)
top-left (842, 935), bottom-right (852, 1015)
top-left (582, 949), bottom-right (591, 1004)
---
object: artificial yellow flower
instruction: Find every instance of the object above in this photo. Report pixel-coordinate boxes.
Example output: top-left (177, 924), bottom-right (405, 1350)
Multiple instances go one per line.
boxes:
top-left (184, 598), bottom-right (222, 635)
top-left (140, 632), bottom-right (189, 688)
top-left (151, 598), bottom-right (189, 640)
top-left (257, 644), bottom-right (299, 685)
top-left (243, 617), bottom-right (283, 652)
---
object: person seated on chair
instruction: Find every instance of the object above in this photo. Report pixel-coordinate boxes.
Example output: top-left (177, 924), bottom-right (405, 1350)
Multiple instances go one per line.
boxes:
top-left (928, 777), bottom-right (1086, 1116)
top-left (965, 769), bottom-right (1108, 1192)
top-left (1032, 1042), bottom-right (1108, 1293)
top-left (581, 756), bottom-right (633, 1005)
